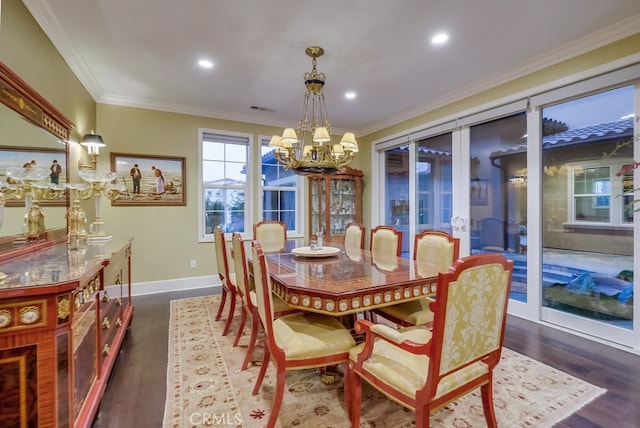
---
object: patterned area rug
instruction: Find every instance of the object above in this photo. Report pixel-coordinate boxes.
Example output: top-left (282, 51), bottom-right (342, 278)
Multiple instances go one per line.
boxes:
top-left (163, 295), bottom-right (606, 427)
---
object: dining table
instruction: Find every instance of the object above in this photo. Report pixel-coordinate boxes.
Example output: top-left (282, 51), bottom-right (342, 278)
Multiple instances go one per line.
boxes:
top-left (249, 239), bottom-right (441, 317)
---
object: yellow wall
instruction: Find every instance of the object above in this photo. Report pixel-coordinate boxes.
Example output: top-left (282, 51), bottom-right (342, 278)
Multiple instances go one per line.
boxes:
top-left (96, 104), bottom-right (284, 283)
top-left (3, 0), bottom-right (640, 287)
top-left (0, 0), bottom-right (96, 144)
top-left (357, 33), bottom-right (640, 231)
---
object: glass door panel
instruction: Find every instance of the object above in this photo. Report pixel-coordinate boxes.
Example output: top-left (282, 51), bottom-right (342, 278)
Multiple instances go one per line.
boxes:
top-left (469, 113), bottom-right (528, 302)
top-left (541, 86), bottom-right (634, 339)
top-left (416, 133), bottom-right (453, 235)
top-left (384, 146), bottom-right (410, 257)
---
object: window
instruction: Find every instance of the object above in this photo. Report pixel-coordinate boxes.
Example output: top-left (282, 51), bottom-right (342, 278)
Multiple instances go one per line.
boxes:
top-left (199, 131), bottom-right (304, 241)
top-left (260, 137), bottom-right (301, 233)
top-left (199, 130), bottom-right (250, 239)
top-left (569, 160), bottom-right (633, 225)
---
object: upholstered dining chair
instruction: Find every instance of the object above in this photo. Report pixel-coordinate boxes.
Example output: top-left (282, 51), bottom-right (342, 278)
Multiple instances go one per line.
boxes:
top-left (374, 230), bottom-right (460, 327)
top-left (344, 222), bottom-right (365, 252)
top-left (370, 225), bottom-right (402, 259)
top-left (345, 253), bottom-right (514, 428)
top-left (253, 220), bottom-right (287, 252)
top-left (213, 226), bottom-right (238, 336)
top-left (251, 241), bottom-right (356, 428)
top-left (230, 232), bottom-right (298, 370)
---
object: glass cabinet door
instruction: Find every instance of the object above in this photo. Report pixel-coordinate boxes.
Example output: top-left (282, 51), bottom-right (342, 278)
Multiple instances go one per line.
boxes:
top-left (308, 167), bottom-right (363, 242)
top-left (311, 177), bottom-right (326, 235)
top-left (329, 178), bottom-right (356, 235)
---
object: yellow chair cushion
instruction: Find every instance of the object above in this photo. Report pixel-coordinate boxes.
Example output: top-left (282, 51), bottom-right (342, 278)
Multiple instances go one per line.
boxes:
top-left (345, 226), bottom-right (363, 252)
top-left (376, 297), bottom-right (435, 325)
top-left (255, 223), bottom-right (286, 252)
top-left (372, 229), bottom-right (399, 258)
top-left (350, 326), bottom-right (488, 399)
top-left (415, 235), bottom-right (454, 272)
top-left (274, 312), bottom-right (356, 360)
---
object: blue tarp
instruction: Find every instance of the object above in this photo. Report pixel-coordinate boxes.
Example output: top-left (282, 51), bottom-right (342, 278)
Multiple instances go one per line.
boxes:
top-left (566, 273), bottom-right (633, 304)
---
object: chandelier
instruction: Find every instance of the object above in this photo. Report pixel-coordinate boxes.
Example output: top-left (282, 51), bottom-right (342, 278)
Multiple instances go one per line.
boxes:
top-left (269, 46), bottom-right (358, 175)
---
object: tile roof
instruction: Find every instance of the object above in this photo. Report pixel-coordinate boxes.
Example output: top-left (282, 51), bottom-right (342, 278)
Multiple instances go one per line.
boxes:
top-left (491, 117), bottom-right (634, 158)
top-left (542, 117), bottom-right (634, 146)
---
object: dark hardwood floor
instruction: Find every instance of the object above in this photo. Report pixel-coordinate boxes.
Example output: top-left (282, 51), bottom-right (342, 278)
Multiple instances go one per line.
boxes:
top-left (93, 289), bottom-right (640, 428)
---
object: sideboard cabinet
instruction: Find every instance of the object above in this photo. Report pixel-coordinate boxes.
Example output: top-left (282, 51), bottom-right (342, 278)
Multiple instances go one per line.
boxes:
top-left (0, 238), bottom-right (134, 427)
top-left (309, 166), bottom-right (363, 243)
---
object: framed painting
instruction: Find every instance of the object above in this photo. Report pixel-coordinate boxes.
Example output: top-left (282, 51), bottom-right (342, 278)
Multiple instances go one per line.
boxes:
top-left (0, 145), bottom-right (67, 206)
top-left (470, 178), bottom-right (488, 206)
top-left (110, 152), bottom-right (186, 206)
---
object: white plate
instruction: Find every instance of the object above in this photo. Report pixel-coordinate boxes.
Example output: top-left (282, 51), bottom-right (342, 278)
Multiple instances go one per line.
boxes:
top-left (291, 246), bottom-right (341, 258)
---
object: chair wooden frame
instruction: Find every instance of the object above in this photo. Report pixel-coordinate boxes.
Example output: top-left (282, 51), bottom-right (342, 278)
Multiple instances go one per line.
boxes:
top-left (251, 241), bottom-right (356, 428)
top-left (213, 226), bottom-right (238, 336)
top-left (346, 254), bottom-right (514, 427)
top-left (373, 230), bottom-right (460, 327)
top-left (230, 233), bottom-right (297, 370)
top-left (253, 220), bottom-right (287, 252)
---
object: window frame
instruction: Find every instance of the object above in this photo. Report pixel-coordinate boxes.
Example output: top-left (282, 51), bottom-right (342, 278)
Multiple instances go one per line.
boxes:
top-left (198, 128), bottom-right (253, 242)
top-left (566, 158), bottom-right (633, 227)
top-left (258, 135), bottom-right (304, 237)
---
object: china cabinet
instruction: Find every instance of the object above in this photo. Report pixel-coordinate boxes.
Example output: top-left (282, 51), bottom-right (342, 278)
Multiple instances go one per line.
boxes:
top-left (0, 238), bottom-right (134, 427)
top-left (309, 166), bottom-right (363, 243)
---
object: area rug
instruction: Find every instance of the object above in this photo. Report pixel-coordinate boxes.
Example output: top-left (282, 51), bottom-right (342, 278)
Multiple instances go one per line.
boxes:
top-left (163, 295), bottom-right (606, 427)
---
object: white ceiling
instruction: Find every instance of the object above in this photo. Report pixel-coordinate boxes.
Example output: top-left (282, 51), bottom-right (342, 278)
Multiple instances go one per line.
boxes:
top-left (23, 0), bottom-right (640, 136)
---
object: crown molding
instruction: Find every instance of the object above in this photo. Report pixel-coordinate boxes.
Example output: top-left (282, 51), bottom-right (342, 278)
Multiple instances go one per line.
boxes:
top-left (24, 1), bottom-right (640, 138)
top-left (22, 0), bottom-right (104, 101)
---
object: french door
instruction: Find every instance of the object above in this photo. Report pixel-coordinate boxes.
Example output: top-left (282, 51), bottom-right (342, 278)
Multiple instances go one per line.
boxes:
top-left (375, 76), bottom-right (639, 349)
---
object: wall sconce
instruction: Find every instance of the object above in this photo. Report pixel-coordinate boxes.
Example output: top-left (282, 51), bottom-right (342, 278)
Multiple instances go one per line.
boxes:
top-left (79, 131), bottom-right (106, 170)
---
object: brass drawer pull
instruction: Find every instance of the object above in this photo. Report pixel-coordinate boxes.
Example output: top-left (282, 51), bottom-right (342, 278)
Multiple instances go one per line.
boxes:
top-left (116, 297), bottom-right (122, 306)
top-left (115, 317), bottom-right (122, 327)
top-left (102, 317), bottom-right (110, 330)
top-left (102, 291), bottom-right (110, 303)
top-left (102, 344), bottom-right (110, 357)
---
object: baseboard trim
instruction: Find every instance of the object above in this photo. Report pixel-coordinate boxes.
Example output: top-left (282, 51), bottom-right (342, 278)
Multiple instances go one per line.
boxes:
top-left (105, 275), bottom-right (222, 297)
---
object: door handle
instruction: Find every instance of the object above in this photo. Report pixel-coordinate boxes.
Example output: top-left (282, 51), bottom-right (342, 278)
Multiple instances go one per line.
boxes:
top-left (450, 215), bottom-right (467, 231)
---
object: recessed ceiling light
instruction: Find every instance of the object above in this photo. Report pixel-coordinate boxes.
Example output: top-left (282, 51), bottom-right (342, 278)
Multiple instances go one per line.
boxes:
top-left (345, 92), bottom-right (356, 100)
top-left (431, 33), bottom-right (449, 45)
top-left (198, 59), bottom-right (214, 68)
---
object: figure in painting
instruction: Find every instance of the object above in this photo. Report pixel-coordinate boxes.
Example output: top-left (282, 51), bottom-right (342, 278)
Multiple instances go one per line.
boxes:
top-left (50, 159), bottom-right (62, 184)
top-left (130, 163), bottom-right (142, 194)
top-left (151, 166), bottom-right (165, 195)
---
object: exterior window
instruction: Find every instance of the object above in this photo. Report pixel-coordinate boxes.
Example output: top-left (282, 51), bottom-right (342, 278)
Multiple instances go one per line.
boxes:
top-left (569, 161), bottom-right (632, 225)
top-left (200, 131), bottom-right (249, 237)
top-left (260, 137), bottom-right (300, 233)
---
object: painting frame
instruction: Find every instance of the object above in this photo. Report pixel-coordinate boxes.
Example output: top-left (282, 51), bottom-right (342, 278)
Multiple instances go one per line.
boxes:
top-left (0, 145), bottom-right (67, 207)
top-left (470, 178), bottom-right (488, 206)
top-left (110, 152), bottom-right (186, 206)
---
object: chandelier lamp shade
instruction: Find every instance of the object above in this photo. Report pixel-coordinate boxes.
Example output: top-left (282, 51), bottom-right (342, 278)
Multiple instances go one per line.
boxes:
top-left (269, 46), bottom-right (358, 175)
